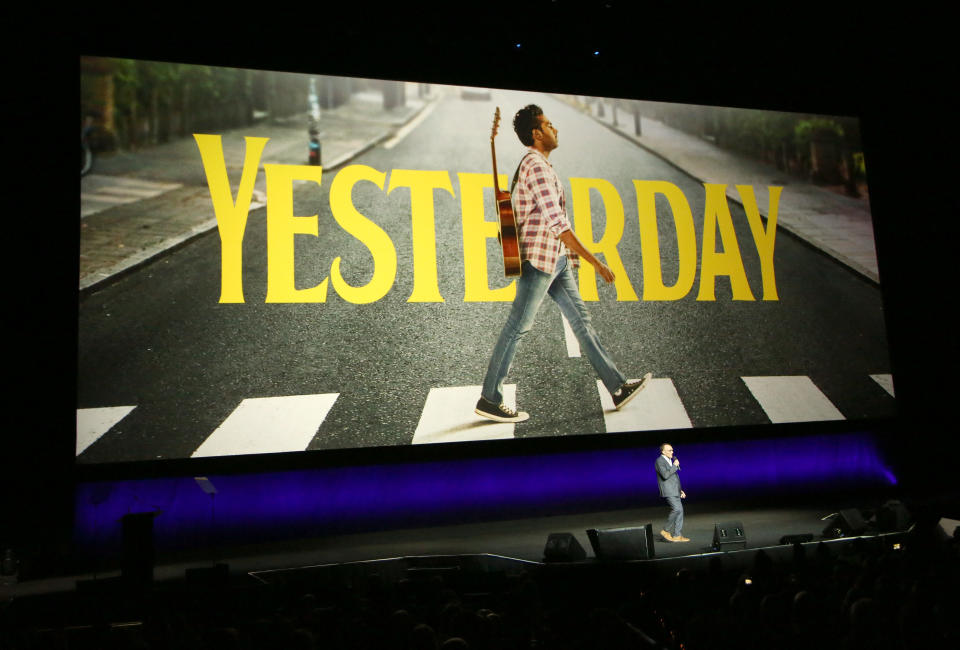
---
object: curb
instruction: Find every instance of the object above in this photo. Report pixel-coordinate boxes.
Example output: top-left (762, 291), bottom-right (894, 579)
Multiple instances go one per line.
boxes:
top-left (79, 216), bottom-right (219, 294)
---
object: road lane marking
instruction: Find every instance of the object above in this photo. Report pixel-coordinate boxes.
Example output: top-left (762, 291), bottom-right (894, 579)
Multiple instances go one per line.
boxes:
top-left (741, 376), bottom-right (845, 423)
top-left (561, 314), bottom-right (581, 357)
top-left (191, 394), bottom-right (339, 458)
top-left (412, 385), bottom-right (519, 444)
top-left (869, 374), bottom-right (895, 397)
top-left (76, 406), bottom-right (137, 455)
top-left (382, 102), bottom-right (439, 149)
top-left (597, 378), bottom-right (692, 432)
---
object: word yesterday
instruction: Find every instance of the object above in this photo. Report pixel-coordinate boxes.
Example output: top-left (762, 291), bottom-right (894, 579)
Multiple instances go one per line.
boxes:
top-left (195, 135), bottom-right (781, 304)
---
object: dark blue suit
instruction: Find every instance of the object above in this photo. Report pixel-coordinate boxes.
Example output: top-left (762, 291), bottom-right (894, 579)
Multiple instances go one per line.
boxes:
top-left (656, 455), bottom-right (683, 537)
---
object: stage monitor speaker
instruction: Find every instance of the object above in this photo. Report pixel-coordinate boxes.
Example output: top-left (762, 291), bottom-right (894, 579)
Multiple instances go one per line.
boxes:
top-left (937, 518), bottom-right (960, 539)
top-left (543, 532), bottom-right (587, 562)
top-left (713, 521), bottom-right (746, 551)
top-left (780, 534), bottom-right (814, 545)
top-left (876, 500), bottom-right (911, 532)
top-left (822, 508), bottom-right (868, 538)
top-left (585, 524), bottom-right (655, 561)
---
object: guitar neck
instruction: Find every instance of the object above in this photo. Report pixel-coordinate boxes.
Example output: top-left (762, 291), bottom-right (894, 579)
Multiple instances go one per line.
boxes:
top-left (491, 139), bottom-right (501, 194)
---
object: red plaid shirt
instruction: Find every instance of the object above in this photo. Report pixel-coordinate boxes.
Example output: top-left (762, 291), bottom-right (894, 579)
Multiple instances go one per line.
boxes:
top-left (512, 148), bottom-right (579, 273)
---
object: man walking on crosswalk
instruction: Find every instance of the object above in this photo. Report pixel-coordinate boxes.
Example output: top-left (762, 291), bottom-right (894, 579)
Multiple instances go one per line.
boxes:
top-left (474, 104), bottom-right (651, 423)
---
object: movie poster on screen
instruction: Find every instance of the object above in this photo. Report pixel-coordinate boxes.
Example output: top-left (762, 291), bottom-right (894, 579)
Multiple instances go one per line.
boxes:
top-left (77, 57), bottom-right (895, 463)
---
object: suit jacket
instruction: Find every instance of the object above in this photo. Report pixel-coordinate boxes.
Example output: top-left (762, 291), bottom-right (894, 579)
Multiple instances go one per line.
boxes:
top-left (656, 455), bottom-right (682, 497)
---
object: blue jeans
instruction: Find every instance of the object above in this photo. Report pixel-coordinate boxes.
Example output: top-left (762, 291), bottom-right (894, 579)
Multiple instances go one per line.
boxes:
top-left (481, 256), bottom-right (626, 405)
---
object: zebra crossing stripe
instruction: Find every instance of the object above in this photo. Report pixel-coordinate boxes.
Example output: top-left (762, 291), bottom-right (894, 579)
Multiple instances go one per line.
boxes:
top-left (76, 406), bottom-right (137, 455)
top-left (412, 385), bottom-right (519, 445)
top-left (93, 186), bottom-right (170, 198)
top-left (84, 175), bottom-right (181, 193)
top-left (561, 314), bottom-right (581, 358)
top-left (742, 376), bottom-right (845, 423)
top-left (597, 378), bottom-right (693, 432)
top-left (78, 373), bottom-right (883, 457)
top-left (870, 374), bottom-right (895, 397)
top-left (191, 394), bottom-right (339, 458)
top-left (80, 193), bottom-right (131, 204)
top-left (81, 175), bottom-right (183, 217)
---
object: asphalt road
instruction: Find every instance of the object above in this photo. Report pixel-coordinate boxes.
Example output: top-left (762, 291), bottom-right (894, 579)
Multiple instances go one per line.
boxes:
top-left (76, 90), bottom-right (895, 462)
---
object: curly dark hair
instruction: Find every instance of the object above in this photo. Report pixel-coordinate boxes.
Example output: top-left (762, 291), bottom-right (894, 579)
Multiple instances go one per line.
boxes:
top-left (513, 104), bottom-right (544, 147)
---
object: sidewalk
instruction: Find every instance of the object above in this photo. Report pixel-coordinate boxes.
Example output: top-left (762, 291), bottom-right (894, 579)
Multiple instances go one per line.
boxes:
top-left (566, 97), bottom-right (879, 284)
top-left (79, 86), bottom-right (435, 292)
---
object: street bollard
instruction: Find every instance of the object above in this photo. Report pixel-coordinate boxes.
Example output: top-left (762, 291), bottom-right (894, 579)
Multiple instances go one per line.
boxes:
top-left (308, 78), bottom-right (322, 166)
top-left (309, 126), bottom-right (321, 166)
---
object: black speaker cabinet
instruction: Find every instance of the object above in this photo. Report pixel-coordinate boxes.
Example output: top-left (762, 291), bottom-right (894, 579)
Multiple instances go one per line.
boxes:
top-left (713, 521), bottom-right (746, 551)
top-left (543, 532), bottom-right (587, 562)
top-left (121, 511), bottom-right (159, 586)
top-left (876, 501), bottom-right (911, 532)
top-left (585, 524), bottom-right (655, 560)
top-left (823, 508), bottom-right (868, 538)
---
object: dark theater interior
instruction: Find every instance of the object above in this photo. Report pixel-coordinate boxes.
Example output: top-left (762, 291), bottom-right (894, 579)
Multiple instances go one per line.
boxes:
top-left (3, 4), bottom-right (958, 649)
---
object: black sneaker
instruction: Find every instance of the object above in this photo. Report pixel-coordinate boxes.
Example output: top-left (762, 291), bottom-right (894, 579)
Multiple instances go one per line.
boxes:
top-left (475, 397), bottom-right (530, 423)
top-left (612, 373), bottom-right (652, 410)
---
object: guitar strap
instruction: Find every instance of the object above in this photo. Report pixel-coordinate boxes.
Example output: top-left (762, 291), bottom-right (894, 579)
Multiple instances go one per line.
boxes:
top-left (510, 153), bottom-right (536, 194)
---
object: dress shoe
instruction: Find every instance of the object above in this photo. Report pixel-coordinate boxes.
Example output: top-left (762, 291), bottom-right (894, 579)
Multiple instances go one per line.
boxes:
top-left (659, 529), bottom-right (675, 542)
top-left (674, 535), bottom-right (690, 542)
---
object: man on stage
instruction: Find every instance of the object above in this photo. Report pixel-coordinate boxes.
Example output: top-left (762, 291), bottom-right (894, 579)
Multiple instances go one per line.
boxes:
top-left (475, 104), bottom-right (651, 423)
top-left (656, 443), bottom-right (689, 542)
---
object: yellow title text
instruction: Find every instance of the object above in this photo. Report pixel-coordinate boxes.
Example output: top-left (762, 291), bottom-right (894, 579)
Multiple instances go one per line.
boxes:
top-left (195, 135), bottom-right (781, 304)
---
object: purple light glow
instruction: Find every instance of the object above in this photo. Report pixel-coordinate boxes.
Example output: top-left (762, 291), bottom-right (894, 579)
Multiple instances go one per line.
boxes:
top-left (75, 432), bottom-right (892, 555)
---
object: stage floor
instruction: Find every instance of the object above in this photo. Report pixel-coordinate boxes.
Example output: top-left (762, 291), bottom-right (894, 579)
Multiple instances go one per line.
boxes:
top-left (234, 501), bottom-right (835, 568)
top-left (4, 496), bottom-right (893, 598)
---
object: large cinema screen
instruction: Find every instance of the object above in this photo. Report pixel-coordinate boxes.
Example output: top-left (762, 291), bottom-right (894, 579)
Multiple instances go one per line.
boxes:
top-left (77, 57), bottom-right (895, 464)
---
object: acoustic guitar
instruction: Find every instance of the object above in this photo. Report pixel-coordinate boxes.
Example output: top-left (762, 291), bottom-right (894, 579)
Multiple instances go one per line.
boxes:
top-left (490, 107), bottom-right (522, 277)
